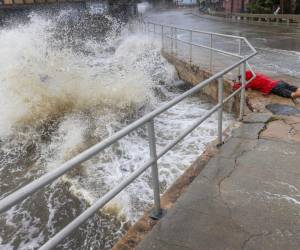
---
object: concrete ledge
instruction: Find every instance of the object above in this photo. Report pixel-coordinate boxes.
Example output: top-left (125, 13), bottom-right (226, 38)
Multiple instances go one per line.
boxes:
top-left (135, 113), bottom-right (300, 249)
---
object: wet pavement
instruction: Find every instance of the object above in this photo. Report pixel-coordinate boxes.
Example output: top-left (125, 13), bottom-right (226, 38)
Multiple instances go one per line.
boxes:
top-left (136, 112), bottom-right (300, 249)
top-left (132, 9), bottom-right (300, 250)
top-left (146, 9), bottom-right (300, 86)
top-left (146, 9), bottom-right (300, 51)
top-left (112, 10), bottom-right (300, 249)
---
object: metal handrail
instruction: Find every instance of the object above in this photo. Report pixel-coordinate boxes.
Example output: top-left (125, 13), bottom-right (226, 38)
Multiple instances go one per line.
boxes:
top-left (146, 20), bottom-right (257, 53)
top-left (165, 35), bottom-right (243, 58)
top-left (144, 21), bottom-right (256, 74)
top-left (146, 21), bottom-right (247, 39)
top-left (0, 21), bottom-right (257, 250)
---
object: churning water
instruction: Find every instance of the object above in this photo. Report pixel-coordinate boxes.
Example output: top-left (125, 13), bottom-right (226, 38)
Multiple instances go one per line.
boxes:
top-left (0, 10), bottom-right (232, 249)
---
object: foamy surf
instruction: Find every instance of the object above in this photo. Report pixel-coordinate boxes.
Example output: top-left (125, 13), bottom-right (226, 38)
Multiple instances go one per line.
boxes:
top-left (0, 9), bottom-right (233, 249)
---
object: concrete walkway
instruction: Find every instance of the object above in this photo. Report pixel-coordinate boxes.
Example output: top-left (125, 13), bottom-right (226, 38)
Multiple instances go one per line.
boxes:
top-left (136, 113), bottom-right (300, 249)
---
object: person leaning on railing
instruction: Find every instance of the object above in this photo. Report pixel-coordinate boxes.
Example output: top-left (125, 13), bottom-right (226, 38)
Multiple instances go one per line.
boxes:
top-left (233, 70), bottom-right (300, 104)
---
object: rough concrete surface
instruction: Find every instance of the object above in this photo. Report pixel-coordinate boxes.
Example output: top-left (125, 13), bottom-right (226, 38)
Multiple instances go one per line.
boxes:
top-left (261, 115), bottom-right (300, 143)
top-left (247, 91), bottom-right (300, 113)
top-left (112, 138), bottom-right (221, 250)
top-left (136, 113), bottom-right (300, 250)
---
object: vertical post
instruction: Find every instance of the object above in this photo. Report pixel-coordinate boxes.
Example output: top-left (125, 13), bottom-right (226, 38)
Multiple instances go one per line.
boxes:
top-left (239, 62), bottom-right (246, 120)
top-left (161, 25), bottom-right (164, 50)
top-left (174, 28), bottom-right (178, 56)
top-left (238, 38), bottom-right (241, 76)
top-left (210, 34), bottom-right (213, 73)
top-left (171, 27), bottom-right (174, 54)
top-left (189, 30), bottom-right (192, 64)
top-left (238, 38), bottom-right (241, 56)
top-left (147, 119), bottom-right (163, 219)
top-left (218, 77), bottom-right (224, 146)
top-left (154, 24), bottom-right (156, 34)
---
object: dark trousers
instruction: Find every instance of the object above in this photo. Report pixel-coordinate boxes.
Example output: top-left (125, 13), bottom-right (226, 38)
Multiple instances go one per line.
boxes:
top-left (271, 81), bottom-right (298, 98)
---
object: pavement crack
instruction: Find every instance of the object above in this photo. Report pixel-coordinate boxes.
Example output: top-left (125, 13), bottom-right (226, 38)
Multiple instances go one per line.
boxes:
top-left (218, 141), bottom-right (258, 196)
top-left (241, 231), bottom-right (272, 250)
top-left (257, 124), bottom-right (267, 139)
top-left (217, 142), bottom-right (258, 220)
top-left (217, 158), bottom-right (237, 195)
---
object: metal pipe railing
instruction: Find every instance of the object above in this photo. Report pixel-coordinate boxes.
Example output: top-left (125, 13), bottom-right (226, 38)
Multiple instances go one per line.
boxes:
top-left (0, 21), bottom-right (257, 250)
top-left (147, 21), bottom-right (246, 40)
top-left (189, 30), bottom-right (192, 63)
top-left (147, 119), bottom-right (162, 219)
top-left (239, 62), bottom-right (247, 119)
top-left (173, 36), bottom-right (242, 59)
top-left (151, 31), bottom-right (243, 59)
top-left (217, 77), bottom-right (224, 145)
top-left (210, 33), bottom-right (213, 72)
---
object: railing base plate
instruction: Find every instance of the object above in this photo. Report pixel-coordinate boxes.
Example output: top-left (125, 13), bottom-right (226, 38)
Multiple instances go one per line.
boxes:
top-left (149, 208), bottom-right (166, 220)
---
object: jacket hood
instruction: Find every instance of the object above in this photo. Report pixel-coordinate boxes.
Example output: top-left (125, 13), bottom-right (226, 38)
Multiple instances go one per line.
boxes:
top-left (245, 70), bottom-right (253, 81)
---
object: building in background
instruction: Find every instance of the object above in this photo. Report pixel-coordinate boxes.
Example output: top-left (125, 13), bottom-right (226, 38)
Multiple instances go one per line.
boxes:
top-left (174, 0), bottom-right (197, 6)
top-left (223, 0), bottom-right (248, 13)
top-left (258, 0), bottom-right (297, 14)
top-left (280, 0), bottom-right (299, 13)
top-left (154, 0), bottom-right (298, 13)
top-left (198, 0), bottom-right (224, 11)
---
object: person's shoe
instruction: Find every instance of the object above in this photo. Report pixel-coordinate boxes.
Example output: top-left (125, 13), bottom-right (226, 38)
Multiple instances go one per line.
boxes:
top-left (292, 98), bottom-right (300, 105)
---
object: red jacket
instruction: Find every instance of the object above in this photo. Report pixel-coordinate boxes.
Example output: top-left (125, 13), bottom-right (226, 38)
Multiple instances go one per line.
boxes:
top-left (233, 70), bottom-right (279, 94)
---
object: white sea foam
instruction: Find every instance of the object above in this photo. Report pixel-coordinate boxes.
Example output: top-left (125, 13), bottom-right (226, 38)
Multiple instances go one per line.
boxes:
top-left (0, 11), bottom-right (232, 249)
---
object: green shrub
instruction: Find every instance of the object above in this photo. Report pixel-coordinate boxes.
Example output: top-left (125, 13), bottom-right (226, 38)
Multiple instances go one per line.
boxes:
top-left (246, 0), bottom-right (279, 14)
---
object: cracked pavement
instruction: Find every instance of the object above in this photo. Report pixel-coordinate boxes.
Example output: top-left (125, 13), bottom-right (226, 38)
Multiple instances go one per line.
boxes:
top-left (136, 113), bottom-right (300, 250)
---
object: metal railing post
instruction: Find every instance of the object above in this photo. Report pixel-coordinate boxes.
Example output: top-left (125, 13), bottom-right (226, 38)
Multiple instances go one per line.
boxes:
top-left (147, 119), bottom-right (163, 219)
top-left (154, 23), bottom-right (156, 34)
top-left (174, 27), bottom-right (178, 56)
top-left (217, 77), bottom-right (224, 146)
top-left (161, 25), bottom-right (164, 50)
top-left (210, 34), bottom-right (213, 72)
top-left (171, 27), bottom-right (174, 54)
top-left (239, 62), bottom-right (246, 120)
top-left (238, 39), bottom-right (241, 76)
top-left (189, 30), bottom-right (192, 64)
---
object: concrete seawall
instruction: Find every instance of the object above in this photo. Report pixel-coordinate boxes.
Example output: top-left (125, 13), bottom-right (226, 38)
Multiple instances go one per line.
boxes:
top-left (162, 52), bottom-right (243, 116)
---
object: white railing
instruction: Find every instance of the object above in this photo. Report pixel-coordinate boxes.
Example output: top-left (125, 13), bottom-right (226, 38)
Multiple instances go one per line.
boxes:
top-left (0, 21), bottom-right (257, 250)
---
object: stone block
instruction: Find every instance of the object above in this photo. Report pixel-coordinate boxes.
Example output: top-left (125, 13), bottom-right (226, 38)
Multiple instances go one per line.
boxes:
top-left (243, 112), bottom-right (272, 124)
top-left (232, 123), bottom-right (265, 139)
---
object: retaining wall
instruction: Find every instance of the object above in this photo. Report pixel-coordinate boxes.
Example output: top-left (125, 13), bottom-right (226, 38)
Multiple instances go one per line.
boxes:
top-left (162, 51), bottom-right (243, 116)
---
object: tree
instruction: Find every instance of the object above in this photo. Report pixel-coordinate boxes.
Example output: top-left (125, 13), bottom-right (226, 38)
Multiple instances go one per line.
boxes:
top-left (246, 0), bottom-right (279, 13)
top-left (296, 0), bottom-right (300, 13)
